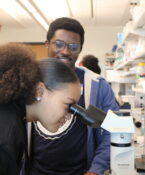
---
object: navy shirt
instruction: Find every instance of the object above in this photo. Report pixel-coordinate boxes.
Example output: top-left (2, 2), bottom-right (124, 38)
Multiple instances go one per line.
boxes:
top-left (29, 68), bottom-right (88, 175)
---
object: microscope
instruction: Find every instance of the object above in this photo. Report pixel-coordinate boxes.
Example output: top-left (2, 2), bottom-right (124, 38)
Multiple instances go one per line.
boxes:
top-left (101, 110), bottom-right (136, 175)
top-left (69, 104), bottom-right (137, 175)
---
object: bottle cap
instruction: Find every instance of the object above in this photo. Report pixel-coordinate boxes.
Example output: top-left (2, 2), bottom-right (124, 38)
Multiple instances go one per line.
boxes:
top-left (138, 62), bottom-right (145, 67)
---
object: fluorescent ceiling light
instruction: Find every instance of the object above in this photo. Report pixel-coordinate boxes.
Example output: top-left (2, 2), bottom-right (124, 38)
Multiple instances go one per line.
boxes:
top-left (32, 0), bottom-right (70, 19)
top-left (0, 0), bottom-right (28, 23)
top-left (33, 12), bottom-right (49, 31)
top-left (19, 0), bottom-right (36, 13)
top-left (18, 0), bottom-right (49, 31)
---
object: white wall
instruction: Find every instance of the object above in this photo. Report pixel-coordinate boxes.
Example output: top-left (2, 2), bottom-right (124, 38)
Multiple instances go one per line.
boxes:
top-left (1, 25), bottom-right (123, 76)
top-left (0, 26), bottom-right (46, 44)
top-left (79, 26), bottom-right (123, 76)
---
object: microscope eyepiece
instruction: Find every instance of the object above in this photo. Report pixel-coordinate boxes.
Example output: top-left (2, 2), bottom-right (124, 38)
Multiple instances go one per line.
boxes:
top-left (69, 104), bottom-right (106, 128)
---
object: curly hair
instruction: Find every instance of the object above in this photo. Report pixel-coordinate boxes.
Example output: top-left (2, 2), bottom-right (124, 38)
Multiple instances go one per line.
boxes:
top-left (82, 54), bottom-right (101, 74)
top-left (0, 43), bottom-right (41, 104)
top-left (0, 43), bottom-right (80, 105)
top-left (47, 17), bottom-right (85, 50)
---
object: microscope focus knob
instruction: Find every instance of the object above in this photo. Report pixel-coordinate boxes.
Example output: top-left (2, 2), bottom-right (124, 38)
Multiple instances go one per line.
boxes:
top-left (135, 121), bottom-right (142, 128)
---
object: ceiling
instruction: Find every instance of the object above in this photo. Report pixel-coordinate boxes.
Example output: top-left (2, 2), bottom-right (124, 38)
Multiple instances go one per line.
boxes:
top-left (0, 0), bottom-right (133, 32)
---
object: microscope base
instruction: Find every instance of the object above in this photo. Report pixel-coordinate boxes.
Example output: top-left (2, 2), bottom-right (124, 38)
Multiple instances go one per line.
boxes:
top-left (103, 158), bottom-right (145, 175)
top-left (104, 169), bottom-right (144, 175)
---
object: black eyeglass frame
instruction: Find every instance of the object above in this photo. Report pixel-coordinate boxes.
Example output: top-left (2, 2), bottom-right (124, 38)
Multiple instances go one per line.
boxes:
top-left (51, 40), bottom-right (81, 53)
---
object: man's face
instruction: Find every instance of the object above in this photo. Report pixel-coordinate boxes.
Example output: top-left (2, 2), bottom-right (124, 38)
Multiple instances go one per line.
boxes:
top-left (46, 29), bottom-right (81, 68)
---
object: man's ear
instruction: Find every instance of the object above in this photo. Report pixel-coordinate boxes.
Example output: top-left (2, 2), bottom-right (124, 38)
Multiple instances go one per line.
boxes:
top-left (45, 40), bottom-right (50, 48)
top-left (36, 82), bottom-right (45, 99)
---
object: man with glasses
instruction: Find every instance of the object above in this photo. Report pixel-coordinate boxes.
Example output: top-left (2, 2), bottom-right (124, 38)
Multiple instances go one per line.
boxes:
top-left (29, 17), bottom-right (119, 175)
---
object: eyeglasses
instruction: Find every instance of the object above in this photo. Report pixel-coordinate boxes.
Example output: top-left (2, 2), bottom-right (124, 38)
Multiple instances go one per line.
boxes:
top-left (51, 40), bottom-right (81, 53)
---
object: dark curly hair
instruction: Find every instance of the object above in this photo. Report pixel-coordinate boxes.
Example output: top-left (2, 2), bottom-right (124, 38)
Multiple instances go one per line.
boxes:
top-left (0, 43), bottom-right (79, 105)
top-left (0, 43), bottom-right (41, 104)
top-left (82, 55), bottom-right (101, 74)
top-left (47, 17), bottom-right (85, 50)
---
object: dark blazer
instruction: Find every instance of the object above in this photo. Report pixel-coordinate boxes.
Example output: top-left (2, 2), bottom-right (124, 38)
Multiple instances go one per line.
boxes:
top-left (0, 101), bottom-right (26, 175)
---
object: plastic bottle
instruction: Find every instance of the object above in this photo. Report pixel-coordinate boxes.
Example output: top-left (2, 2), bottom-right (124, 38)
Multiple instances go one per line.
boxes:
top-left (136, 62), bottom-right (145, 79)
top-left (115, 33), bottom-right (125, 64)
